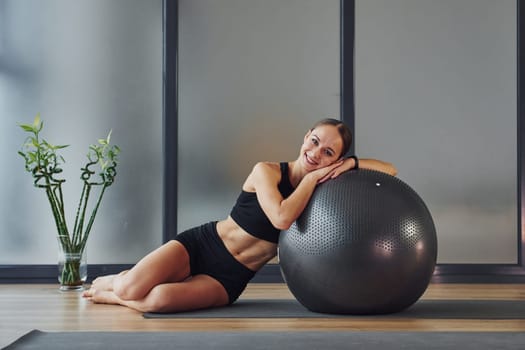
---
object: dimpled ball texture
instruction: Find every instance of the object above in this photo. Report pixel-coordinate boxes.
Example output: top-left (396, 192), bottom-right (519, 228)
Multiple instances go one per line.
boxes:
top-left (278, 169), bottom-right (437, 315)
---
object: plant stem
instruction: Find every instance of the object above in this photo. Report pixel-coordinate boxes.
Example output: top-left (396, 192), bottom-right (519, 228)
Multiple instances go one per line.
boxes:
top-left (46, 187), bottom-right (67, 236)
top-left (73, 183), bottom-right (88, 247)
top-left (55, 184), bottom-right (66, 230)
top-left (80, 184), bottom-right (107, 250)
top-left (59, 253), bottom-right (84, 287)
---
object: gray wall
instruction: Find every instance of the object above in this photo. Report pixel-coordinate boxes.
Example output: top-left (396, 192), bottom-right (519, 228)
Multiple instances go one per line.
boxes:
top-left (177, 0), bottom-right (340, 231)
top-left (355, 0), bottom-right (517, 263)
top-left (0, 0), bottom-right (163, 264)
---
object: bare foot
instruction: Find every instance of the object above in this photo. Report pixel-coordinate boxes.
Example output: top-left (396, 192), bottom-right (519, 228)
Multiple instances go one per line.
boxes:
top-left (82, 270), bottom-right (131, 299)
top-left (82, 274), bottom-right (116, 299)
top-left (90, 274), bottom-right (117, 292)
top-left (84, 289), bottom-right (122, 305)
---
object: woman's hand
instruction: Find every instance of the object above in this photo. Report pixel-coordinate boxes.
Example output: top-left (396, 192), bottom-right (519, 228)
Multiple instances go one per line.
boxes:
top-left (307, 159), bottom-right (346, 184)
top-left (319, 157), bottom-right (358, 183)
top-left (311, 157), bottom-right (398, 185)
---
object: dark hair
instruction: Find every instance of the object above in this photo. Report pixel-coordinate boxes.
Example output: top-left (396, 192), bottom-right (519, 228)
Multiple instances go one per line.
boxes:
top-left (311, 118), bottom-right (353, 158)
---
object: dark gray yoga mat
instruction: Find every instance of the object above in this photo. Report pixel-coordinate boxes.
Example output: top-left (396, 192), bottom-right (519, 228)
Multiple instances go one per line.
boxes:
top-left (5, 330), bottom-right (525, 350)
top-left (143, 299), bottom-right (525, 319)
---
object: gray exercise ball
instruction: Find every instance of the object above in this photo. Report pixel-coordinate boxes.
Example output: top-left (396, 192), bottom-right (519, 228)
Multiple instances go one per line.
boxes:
top-left (278, 169), bottom-right (437, 315)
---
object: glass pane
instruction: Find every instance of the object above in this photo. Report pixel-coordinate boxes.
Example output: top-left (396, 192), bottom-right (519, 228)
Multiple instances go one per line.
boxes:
top-left (178, 0), bottom-right (340, 231)
top-left (0, 0), bottom-right (163, 264)
top-left (355, 0), bottom-right (517, 263)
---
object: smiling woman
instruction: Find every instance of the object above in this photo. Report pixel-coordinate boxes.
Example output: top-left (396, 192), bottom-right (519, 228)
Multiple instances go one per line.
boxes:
top-left (83, 118), bottom-right (395, 313)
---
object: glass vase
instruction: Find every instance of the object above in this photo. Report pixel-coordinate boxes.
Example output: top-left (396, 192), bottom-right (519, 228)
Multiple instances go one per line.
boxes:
top-left (57, 238), bottom-right (87, 291)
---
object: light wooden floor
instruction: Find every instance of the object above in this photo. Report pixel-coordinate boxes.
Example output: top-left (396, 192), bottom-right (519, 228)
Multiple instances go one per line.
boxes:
top-left (1, 283), bottom-right (525, 348)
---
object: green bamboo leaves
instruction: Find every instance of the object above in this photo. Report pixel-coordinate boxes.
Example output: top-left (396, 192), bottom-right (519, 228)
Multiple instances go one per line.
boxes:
top-left (18, 114), bottom-right (69, 188)
top-left (18, 114), bottom-right (120, 286)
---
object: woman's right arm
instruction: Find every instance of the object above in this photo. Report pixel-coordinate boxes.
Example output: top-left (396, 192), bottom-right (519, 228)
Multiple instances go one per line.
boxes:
top-left (250, 161), bottom-right (342, 230)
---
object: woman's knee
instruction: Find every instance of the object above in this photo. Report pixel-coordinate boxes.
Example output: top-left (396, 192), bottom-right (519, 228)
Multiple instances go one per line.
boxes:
top-left (138, 285), bottom-right (174, 313)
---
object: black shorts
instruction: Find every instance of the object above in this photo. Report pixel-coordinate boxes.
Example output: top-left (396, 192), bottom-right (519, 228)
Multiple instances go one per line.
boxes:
top-left (173, 221), bottom-right (256, 304)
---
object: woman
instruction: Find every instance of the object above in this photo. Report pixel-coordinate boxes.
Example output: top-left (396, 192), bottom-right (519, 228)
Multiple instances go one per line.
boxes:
top-left (82, 118), bottom-right (396, 313)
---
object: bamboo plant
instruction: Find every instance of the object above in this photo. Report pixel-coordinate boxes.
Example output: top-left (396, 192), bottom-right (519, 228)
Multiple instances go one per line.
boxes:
top-left (18, 114), bottom-right (120, 289)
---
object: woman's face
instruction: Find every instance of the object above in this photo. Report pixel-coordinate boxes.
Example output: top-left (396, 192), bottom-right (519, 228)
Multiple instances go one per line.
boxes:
top-left (299, 124), bottom-right (343, 171)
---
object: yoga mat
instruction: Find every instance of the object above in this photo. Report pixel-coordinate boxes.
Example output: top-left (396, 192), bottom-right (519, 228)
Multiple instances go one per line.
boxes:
top-left (5, 330), bottom-right (525, 350)
top-left (144, 299), bottom-right (525, 319)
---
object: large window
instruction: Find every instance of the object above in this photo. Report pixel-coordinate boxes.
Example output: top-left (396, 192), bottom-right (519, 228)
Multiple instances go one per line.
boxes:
top-left (0, 0), bottom-right (163, 264)
top-left (355, 0), bottom-right (517, 263)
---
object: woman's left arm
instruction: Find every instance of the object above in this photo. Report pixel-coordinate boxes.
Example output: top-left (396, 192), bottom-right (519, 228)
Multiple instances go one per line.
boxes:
top-left (359, 158), bottom-right (397, 176)
top-left (325, 157), bottom-right (397, 180)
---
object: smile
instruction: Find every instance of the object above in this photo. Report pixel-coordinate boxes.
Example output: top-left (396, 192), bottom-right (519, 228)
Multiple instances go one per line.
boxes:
top-left (304, 153), bottom-right (318, 166)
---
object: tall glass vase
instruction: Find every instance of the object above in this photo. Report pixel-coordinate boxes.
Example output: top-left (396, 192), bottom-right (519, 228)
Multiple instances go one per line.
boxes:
top-left (57, 237), bottom-right (87, 291)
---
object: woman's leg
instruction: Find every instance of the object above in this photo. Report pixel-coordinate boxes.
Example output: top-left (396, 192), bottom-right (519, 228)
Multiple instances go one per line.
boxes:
top-left (83, 223), bottom-right (232, 313)
top-left (83, 240), bottom-right (191, 301)
top-left (85, 274), bottom-right (229, 313)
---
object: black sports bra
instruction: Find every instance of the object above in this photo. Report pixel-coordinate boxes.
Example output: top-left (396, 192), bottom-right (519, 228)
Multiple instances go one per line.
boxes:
top-left (229, 162), bottom-right (295, 243)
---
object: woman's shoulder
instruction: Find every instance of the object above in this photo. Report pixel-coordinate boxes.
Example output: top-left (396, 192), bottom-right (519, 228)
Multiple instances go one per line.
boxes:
top-left (252, 161), bottom-right (281, 173)
top-left (244, 162), bottom-right (283, 190)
